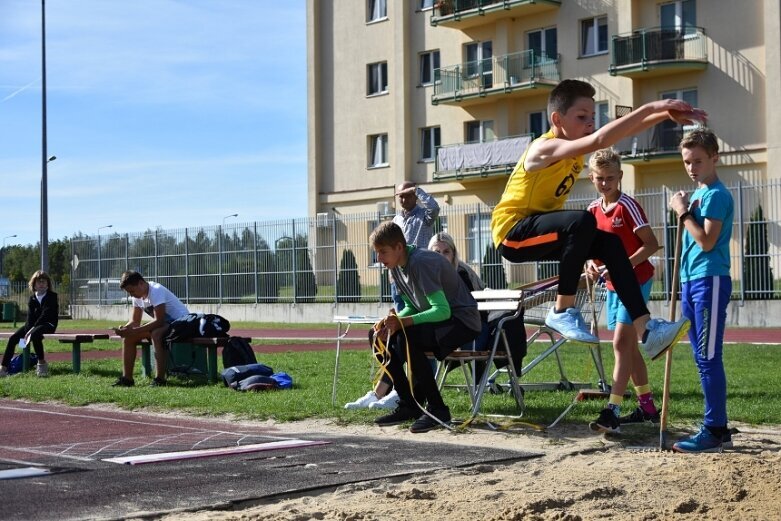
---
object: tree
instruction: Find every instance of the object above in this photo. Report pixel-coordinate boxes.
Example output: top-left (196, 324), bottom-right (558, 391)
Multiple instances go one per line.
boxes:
top-left (744, 204), bottom-right (775, 299)
top-left (336, 249), bottom-right (361, 302)
top-left (257, 236), bottom-right (279, 303)
top-left (293, 234), bottom-right (317, 303)
top-left (481, 244), bottom-right (507, 289)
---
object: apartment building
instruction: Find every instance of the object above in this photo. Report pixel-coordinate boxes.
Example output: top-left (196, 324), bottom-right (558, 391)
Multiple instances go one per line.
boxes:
top-left (307, 0), bottom-right (780, 213)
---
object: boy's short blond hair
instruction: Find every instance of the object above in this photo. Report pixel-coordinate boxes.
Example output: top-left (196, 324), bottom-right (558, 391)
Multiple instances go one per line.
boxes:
top-left (588, 147), bottom-right (622, 173)
top-left (370, 221), bottom-right (406, 249)
top-left (679, 127), bottom-right (719, 156)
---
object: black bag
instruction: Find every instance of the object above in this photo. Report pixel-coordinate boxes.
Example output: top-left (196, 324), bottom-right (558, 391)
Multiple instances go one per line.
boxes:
top-left (165, 313), bottom-right (231, 343)
top-left (221, 336), bottom-right (257, 369)
top-left (221, 362), bottom-right (274, 387)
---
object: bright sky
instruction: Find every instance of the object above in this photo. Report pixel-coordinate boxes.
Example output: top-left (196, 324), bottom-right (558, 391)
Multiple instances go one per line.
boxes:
top-left (1, 1), bottom-right (307, 247)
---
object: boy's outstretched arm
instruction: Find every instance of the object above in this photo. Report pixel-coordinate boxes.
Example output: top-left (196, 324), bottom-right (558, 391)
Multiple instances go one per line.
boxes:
top-left (531, 99), bottom-right (706, 170)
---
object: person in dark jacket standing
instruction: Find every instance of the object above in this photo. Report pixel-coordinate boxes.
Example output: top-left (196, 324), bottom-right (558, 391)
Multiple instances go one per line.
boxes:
top-left (0, 271), bottom-right (58, 377)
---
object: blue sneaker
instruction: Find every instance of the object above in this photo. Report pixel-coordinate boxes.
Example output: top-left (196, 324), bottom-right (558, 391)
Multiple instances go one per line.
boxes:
top-left (544, 307), bottom-right (599, 344)
top-left (642, 318), bottom-right (690, 360)
top-left (672, 425), bottom-right (723, 453)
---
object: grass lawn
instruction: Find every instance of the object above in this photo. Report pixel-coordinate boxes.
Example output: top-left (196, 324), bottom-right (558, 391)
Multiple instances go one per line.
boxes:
top-left (1, 333), bottom-right (779, 429)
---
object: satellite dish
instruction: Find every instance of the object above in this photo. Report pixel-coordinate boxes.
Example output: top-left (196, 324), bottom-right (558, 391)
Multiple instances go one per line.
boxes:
top-left (71, 254), bottom-right (80, 270)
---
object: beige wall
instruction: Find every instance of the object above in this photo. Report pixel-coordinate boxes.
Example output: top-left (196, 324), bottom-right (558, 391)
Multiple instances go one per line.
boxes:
top-left (309, 0), bottom-right (778, 216)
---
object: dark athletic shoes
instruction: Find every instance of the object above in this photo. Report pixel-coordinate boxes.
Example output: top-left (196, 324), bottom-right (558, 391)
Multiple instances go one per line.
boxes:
top-left (589, 408), bottom-right (621, 434)
top-left (619, 406), bottom-right (660, 425)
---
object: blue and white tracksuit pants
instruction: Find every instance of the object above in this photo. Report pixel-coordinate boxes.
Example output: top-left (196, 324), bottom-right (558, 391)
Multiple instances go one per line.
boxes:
top-left (681, 275), bottom-right (731, 428)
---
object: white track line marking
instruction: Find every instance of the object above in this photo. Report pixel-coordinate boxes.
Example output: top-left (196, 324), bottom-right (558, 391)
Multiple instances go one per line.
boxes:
top-left (0, 467), bottom-right (53, 480)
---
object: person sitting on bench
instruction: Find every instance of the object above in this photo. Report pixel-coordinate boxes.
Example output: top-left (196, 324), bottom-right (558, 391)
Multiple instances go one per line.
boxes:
top-left (112, 270), bottom-right (189, 387)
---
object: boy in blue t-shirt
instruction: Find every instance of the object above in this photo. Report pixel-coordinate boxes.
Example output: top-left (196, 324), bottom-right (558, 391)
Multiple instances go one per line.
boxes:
top-left (668, 128), bottom-right (734, 453)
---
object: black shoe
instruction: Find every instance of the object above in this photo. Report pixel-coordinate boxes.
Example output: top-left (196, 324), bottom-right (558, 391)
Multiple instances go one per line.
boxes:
top-left (589, 408), bottom-right (620, 434)
top-left (112, 376), bottom-right (135, 387)
top-left (374, 405), bottom-right (419, 426)
top-left (409, 408), bottom-right (451, 433)
top-left (150, 377), bottom-right (167, 387)
top-left (618, 406), bottom-right (660, 425)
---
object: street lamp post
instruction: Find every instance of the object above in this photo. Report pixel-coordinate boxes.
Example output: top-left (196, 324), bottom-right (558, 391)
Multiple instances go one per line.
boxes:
top-left (2, 235), bottom-right (17, 276)
top-left (218, 214), bottom-right (238, 303)
top-left (97, 225), bottom-right (112, 304)
top-left (40, 0), bottom-right (52, 271)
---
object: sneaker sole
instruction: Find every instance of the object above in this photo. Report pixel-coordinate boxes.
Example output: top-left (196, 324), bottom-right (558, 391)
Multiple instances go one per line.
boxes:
top-left (588, 421), bottom-right (620, 434)
top-left (672, 445), bottom-right (723, 454)
top-left (409, 424), bottom-right (446, 433)
top-left (651, 321), bottom-right (691, 361)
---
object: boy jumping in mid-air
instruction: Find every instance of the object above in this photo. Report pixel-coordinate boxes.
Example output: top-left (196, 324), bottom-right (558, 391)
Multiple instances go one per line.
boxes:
top-left (669, 128), bottom-right (734, 453)
top-left (491, 79), bottom-right (704, 359)
top-left (585, 148), bottom-right (661, 434)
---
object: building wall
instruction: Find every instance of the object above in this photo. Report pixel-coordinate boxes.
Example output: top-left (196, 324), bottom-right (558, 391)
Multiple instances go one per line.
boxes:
top-left (309, 0), bottom-right (779, 222)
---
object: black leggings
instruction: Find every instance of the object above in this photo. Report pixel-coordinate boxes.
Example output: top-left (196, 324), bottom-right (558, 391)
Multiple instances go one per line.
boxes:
top-left (370, 318), bottom-right (479, 411)
top-left (498, 210), bottom-right (649, 321)
top-left (3, 324), bottom-right (55, 367)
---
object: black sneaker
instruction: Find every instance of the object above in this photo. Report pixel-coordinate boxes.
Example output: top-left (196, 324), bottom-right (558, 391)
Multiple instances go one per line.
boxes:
top-left (150, 377), bottom-right (167, 387)
top-left (409, 408), bottom-right (451, 433)
top-left (112, 376), bottom-right (135, 387)
top-left (618, 406), bottom-right (660, 425)
top-left (589, 408), bottom-right (621, 434)
top-left (374, 405), bottom-right (419, 426)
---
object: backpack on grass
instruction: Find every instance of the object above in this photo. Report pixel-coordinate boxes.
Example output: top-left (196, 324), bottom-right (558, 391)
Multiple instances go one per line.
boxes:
top-left (221, 336), bottom-right (257, 369)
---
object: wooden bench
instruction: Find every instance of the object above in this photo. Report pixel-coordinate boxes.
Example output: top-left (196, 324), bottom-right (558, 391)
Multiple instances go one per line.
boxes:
top-left (131, 336), bottom-right (252, 384)
top-left (13, 333), bottom-right (111, 373)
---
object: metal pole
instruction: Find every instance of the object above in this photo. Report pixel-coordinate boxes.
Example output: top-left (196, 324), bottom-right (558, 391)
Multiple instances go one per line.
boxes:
top-left (218, 226), bottom-right (223, 304)
top-left (184, 228), bottom-right (190, 303)
top-left (40, 0), bottom-right (49, 271)
top-left (97, 234), bottom-right (101, 305)
top-left (253, 222), bottom-right (259, 304)
top-left (292, 220), bottom-right (298, 303)
top-left (737, 181), bottom-right (745, 303)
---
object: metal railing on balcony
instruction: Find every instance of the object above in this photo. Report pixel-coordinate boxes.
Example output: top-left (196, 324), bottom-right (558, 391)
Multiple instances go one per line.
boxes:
top-left (614, 124), bottom-right (688, 161)
top-left (432, 0), bottom-right (560, 25)
top-left (433, 50), bottom-right (560, 104)
top-left (610, 26), bottom-right (707, 76)
top-left (434, 134), bottom-right (532, 181)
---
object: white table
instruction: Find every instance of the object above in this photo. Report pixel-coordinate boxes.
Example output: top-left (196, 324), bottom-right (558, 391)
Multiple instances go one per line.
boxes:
top-left (331, 315), bottom-right (381, 405)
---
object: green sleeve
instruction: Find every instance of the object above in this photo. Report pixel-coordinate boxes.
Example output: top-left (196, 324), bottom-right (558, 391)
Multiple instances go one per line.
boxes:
top-left (397, 294), bottom-right (416, 318)
top-left (410, 290), bottom-right (451, 325)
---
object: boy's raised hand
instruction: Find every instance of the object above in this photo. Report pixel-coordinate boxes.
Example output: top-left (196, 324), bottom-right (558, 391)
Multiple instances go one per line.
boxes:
top-left (669, 107), bottom-right (708, 126)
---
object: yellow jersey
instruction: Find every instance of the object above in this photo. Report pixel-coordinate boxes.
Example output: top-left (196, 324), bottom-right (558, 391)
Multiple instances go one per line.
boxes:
top-left (491, 130), bottom-right (584, 246)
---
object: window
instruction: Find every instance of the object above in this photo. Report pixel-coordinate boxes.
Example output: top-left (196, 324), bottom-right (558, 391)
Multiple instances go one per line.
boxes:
top-left (419, 50), bottom-right (440, 86)
top-left (659, 89), bottom-right (697, 149)
top-left (527, 27), bottom-right (557, 62)
top-left (529, 111), bottom-right (549, 138)
top-left (433, 215), bottom-right (447, 233)
top-left (465, 120), bottom-right (494, 143)
top-left (420, 126), bottom-right (441, 161)
top-left (467, 214), bottom-right (491, 263)
top-left (581, 15), bottom-right (608, 56)
top-left (661, 0), bottom-right (696, 34)
top-left (367, 62), bottom-right (388, 95)
top-left (465, 41), bottom-right (493, 88)
top-left (367, 0), bottom-right (387, 22)
top-left (419, 0), bottom-right (435, 10)
top-left (369, 134), bottom-right (389, 167)
top-left (595, 101), bottom-right (609, 129)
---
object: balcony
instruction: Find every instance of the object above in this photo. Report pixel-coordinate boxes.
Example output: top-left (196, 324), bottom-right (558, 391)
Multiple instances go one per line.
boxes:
top-left (615, 125), bottom-right (688, 164)
top-left (433, 134), bottom-right (532, 182)
top-left (431, 0), bottom-right (561, 29)
top-left (610, 27), bottom-right (708, 78)
top-left (432, 50), bottom-right (560, 106)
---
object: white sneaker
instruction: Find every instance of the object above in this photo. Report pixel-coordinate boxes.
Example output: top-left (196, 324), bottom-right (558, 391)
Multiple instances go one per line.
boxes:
top-left (642, 318), bottom-right (690, 360)
top-left (0, 366), bottom-right (8, 378)
top-left (344, 390), bottom-right (379, 410)
top-left (36, 361), bottom-right (49, 377)
top-left (369, 389), bottom-right (400, 410)
top-left (544, 306), bottom-right (599, 344)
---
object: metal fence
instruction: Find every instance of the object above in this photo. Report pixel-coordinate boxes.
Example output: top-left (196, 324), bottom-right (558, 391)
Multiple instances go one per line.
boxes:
top-left (69, 180), bottom-right (781, 306)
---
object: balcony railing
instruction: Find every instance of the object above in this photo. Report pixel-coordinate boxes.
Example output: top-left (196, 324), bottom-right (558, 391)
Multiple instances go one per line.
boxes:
top-left (434, 134), bottom-right (532, 181)
top-left (615, 124), bottom-right (688, 163)
top-left (610, 26), bottom-right (708, 77)
top-left (431, 0), bottom-right (560, 28)
top-left (432, 50), bottom-right (560, 105)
